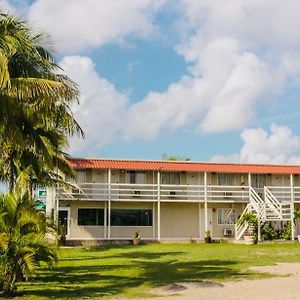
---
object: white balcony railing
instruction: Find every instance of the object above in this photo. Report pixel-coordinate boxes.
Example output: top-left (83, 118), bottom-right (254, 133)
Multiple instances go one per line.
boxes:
top-left (207, 185), bottom-right (249, 202)
top-left (57, 182), bottom-right (254, 202)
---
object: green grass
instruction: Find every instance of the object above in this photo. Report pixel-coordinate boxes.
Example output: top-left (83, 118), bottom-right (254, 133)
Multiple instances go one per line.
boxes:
top-left (14, 243), bottom-right (300, 299)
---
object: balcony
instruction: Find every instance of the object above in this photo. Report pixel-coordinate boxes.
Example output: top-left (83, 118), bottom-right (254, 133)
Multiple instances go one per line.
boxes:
top-left (57, 182), bottom-right (252, 203)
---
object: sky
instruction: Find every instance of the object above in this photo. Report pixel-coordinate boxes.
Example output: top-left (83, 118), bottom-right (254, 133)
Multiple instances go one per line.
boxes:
top-left (2, 0), bottom-right (300, 164)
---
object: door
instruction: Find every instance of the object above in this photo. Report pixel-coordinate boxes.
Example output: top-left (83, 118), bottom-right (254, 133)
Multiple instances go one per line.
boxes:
top-left (58, 208), bottom-right (70, 238)
top-left (200, 208), bottom-right (213, 239)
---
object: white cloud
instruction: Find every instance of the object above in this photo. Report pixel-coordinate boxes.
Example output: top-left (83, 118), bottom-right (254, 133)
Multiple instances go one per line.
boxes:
top-left (122, 37), bottom-right (272, 139)
top-left (59, 56), bottom-right (128, 155)
top-left (0, 0), bottom-right (16, 12)
top-left (28, 0), bottom-right (166, 52)
top-left (211, 124), bottom-right (300, 164)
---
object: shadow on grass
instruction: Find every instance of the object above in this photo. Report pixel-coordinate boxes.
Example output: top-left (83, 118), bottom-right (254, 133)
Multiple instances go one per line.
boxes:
top-left (20, 248), bottom-right (246, 299)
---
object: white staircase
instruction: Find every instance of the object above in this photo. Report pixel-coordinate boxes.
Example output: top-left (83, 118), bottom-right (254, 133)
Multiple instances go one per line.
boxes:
top-left (235, 186), bottom-right (292, 240)
top-left (264, 187), bottom-right (292, 221)
top-left (235, 187), bottom-right (264, 240)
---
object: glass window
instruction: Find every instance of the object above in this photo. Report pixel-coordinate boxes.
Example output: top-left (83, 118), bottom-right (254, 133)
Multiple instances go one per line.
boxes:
top-left (111, 209), bottom-right (152, 226)
top-left (251, 174), bottom-right (266, 188)
top-left (127, 171), bottom-right (146, 184)
top-left (78, 208), bottom-right (104, 226)
top-left (217, 173), bottom-right (235, 185)
top-left (217, 209), bottom-right (236, 225)
top-left (161, 172), bottom-right (180, 185)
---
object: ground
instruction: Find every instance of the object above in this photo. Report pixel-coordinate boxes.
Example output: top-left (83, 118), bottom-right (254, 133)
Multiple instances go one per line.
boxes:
top-left (13, 243), bottom-right (300, 299)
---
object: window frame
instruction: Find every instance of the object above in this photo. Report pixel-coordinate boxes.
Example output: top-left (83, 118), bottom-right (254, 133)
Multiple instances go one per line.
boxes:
top-left (110, 208), bottom-right (153, 227)
top-left (217, 208), bottom-right (236, 225)
top-left (77, 208), bottom-right (105, 226)
top-left (217, 173), bottom-right (235, 186)
top-left (161, 172), bottom-right (181, 185)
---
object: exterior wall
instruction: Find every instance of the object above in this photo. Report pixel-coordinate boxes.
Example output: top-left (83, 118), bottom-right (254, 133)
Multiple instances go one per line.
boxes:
top-left (68, 201), bottom-right (105, 240)
top-left (110, 202), bottom-right (154, 239)
top-left (208, 203), bottom-right (245, 239)
top-left (160, 202), bottom-right (199, 239)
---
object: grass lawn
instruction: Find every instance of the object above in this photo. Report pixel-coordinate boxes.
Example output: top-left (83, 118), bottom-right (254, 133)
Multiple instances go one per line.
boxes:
top-left (14, 243), bottom-right (300, 299)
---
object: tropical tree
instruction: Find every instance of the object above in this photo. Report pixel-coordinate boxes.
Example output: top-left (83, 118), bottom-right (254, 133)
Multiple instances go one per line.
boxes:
top-left (0, 13), bottom-right (83, 191)
top-left (0, 171), bottom-right (57, 296)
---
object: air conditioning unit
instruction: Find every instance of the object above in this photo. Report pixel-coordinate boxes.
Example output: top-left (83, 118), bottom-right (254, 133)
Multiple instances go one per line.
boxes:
top-left (223, 228), bottom-right (234, 236)
top-left (133, 190), bottom-right (141, 197)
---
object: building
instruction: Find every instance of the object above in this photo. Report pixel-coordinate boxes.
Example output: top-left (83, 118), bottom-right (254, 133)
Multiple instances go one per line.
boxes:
top-left (46, 158), bottom-right (300, 244)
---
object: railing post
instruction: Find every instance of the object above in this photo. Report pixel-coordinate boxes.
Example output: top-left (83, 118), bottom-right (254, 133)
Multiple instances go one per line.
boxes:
top-left (290, 174), bottom-right (295, 241)
top-left (108, 169), bottom-right (111, 239)
top-left (204, 172), bottom-right (208, 235)
top-left (157, 171), bottom-right (161, 241)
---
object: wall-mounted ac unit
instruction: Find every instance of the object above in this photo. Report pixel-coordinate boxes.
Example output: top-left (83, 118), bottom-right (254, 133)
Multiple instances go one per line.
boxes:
top-left (223, 228), bottom-right (233, 236)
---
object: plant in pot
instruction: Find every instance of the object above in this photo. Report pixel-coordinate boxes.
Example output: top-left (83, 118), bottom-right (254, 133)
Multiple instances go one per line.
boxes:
top-left (133, 231), bottom-right (141, 245)
top-left (204, 230), bottom-right (212, 243)
top-left (238, 212), bottom-right (258, 244)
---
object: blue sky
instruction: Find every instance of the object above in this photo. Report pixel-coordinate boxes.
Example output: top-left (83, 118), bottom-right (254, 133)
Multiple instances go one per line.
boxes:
top-left (3, 0), bottom-right (300, 163)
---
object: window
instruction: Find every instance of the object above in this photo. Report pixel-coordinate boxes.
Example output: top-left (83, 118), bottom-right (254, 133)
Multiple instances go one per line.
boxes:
top-left (251, 174), bottom-right (266, 188)
top-left (217, 209), bottom-right (236, 225)
top-left (78, 208), bottom-right (104, 226)
top-left (217, 173), bottom-right (235, 186)
top-left (127, 171), bottom-right (146, 184)
top-left (161, 172), bottom-right (180, 185)
top-left (111, 209), bottom-right (152, 226)
top-left (76, 170), bottom-right (86, 183)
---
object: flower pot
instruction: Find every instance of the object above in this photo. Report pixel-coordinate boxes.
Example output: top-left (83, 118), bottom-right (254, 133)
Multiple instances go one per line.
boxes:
top-left (204, 237), bottom-right (212, 243)
top-left (133, 237), bottom-right (141, 245)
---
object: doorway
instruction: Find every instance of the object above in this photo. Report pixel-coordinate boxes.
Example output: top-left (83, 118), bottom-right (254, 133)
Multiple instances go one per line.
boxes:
top-left (58, 208), bottom-right (70, 238)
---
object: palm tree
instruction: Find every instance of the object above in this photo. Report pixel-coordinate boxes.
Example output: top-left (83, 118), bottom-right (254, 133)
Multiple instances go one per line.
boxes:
top-left (0, 171), bottom-right (57, 296)
top-left (0, 13), bottom-right (83, 190)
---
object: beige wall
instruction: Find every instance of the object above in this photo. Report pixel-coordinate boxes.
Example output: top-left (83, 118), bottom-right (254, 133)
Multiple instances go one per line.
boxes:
top-left (68, 201), bottom-right (105, 239)
top-left (208, 203), bottom-right (244, 239)
top-left (64, 200), bottom-right (252, 240)
top-left (110, 202), bottom-right (154, 238)
top-left (160, 202), bottom-right (199, 239)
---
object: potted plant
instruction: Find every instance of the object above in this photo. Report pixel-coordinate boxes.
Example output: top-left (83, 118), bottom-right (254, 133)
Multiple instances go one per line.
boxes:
top-left (133, 231), bottom-right (141, 245)
top-left (238, 212), bottom-right (258, 244)
top-left (204, 230), bottom-right (212, 243)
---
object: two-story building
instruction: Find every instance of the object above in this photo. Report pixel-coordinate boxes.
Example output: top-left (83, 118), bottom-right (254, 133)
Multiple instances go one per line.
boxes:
top-left (47, 158), bottom-right (300, 244)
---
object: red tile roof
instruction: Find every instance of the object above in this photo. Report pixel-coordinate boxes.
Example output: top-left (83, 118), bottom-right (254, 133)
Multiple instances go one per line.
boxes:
top-left (68, 158), bottom-right (300, 174)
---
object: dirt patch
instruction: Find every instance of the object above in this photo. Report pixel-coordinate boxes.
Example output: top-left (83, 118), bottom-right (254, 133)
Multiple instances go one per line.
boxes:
top-left (145, 263), bottom-right (300, 300)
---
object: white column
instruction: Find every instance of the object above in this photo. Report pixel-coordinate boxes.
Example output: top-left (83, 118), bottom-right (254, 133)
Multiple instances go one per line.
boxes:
top-left (104, 201), bottom-right (107, 239)
top-left (204, 172), bottom-right (208, 234)
top-left (108, 169), bottom-right (111, 239)
top-left (290, 174), bottom-right (295, 241)
top-left (152, 201), bottom-right (156, 239)
top-left (157, 171), bottom-right (161, 241)
top-left (198, 202), bottom-right (201, 239)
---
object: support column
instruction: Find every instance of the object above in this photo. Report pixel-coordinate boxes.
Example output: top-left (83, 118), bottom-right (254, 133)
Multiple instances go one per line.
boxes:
top-left (204, 172), bottom-right (208, 235)
top-left (290, 174), bottom-right (295, 241)
top-left (152, 201), bottom-right (156, 239)
top-left (104, 201), bottom-right (107, 239)
top-left (108, 169), bottom-right (111, 239)
top-left (157, 171), bottom-right (161, 241)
